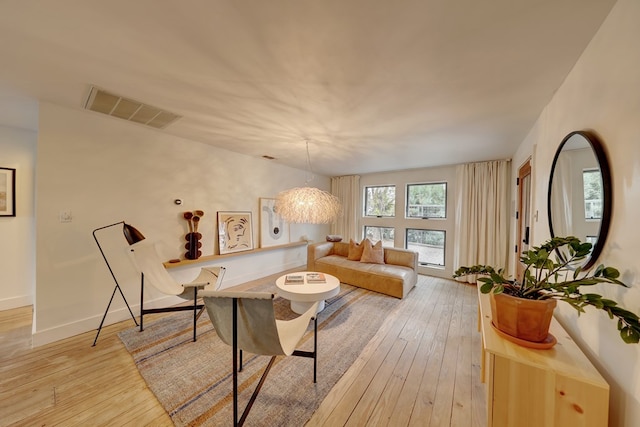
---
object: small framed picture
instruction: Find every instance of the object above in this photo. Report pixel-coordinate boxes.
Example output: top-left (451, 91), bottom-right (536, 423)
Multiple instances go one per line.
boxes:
top-left (217, 211), bottom-right (254, 254)
top-left (259, 198), bottom-right (290, 248)
top-left (0, 167), bottom-right (16, 217)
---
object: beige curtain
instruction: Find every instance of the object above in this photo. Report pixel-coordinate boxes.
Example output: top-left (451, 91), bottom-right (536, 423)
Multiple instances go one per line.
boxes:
top-left (330, 175), bottom-right (360, 241)
top-left (454, 160), bottom-right (511, 282)
top-left (550, 154), bottom-right (573, 236)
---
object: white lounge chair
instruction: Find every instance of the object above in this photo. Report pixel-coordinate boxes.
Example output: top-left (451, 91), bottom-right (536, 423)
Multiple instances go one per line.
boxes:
top-left (201, 290), bottom-right (318, 426)
top-left (129, 242), bottom-right (225, 341)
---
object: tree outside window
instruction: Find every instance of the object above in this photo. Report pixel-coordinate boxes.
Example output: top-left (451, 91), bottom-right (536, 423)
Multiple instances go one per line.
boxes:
top-left (364, 185), bottom-right (395, 217)
top-left (364, 226), bottom-right (395, 247)
top-left (406, 228), bottom-right (445, 266)
top-left (406, 183), bottom-right (446, 218)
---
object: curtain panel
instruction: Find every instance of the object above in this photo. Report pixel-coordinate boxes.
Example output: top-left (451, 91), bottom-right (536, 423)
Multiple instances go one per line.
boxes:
top-left (330, 175), bottom-right (360, 241)
top-left (453, 160), bottom-right (511, 282)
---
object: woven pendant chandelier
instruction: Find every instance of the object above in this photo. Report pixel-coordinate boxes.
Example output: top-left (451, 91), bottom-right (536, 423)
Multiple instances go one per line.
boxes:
top-left (275, 140), bottom-right (342, 224)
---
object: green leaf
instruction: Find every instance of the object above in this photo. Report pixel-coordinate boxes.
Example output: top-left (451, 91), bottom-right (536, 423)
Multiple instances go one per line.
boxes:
top-left (480, 282), bottom-right (494, 294)
top-left (576, 243), bottom-right (592, 257)
top-left (539, 249), bottom-right (548, 260)
top-left (620, 327), bottom-right (640, 344)
top-left (490, 272), bottom-right (505, 284)
top-left (603, 267), bottom-right (620, 280)
top-left (573, 266), bottom-right (582, 280)
top-left (544, 259), bottom-right (554, 271)
top-left (594, 264), bottom-right (605, 277)
top-left (611, 307), bottom-right (640, 321)
top-left (570, 279), bottom-right (600, 286)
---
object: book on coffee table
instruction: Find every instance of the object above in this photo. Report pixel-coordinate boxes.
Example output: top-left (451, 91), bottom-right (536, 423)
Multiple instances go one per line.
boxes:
top-left (306, 273), bottom-right (326, 283)
top-left (285, 274), bottom-right (305, 285)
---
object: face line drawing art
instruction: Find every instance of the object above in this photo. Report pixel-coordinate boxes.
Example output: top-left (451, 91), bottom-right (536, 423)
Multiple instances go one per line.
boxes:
top-left (224, 216), bottom-right (249, 250)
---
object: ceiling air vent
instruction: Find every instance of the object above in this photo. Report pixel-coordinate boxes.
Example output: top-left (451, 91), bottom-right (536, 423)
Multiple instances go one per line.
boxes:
top-left (83, 86), bottom-right (181, 129)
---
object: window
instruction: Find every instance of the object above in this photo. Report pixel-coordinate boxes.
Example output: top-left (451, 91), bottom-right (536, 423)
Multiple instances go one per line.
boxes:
top-left (364, 226), bottom-right (395, 247)
top-left (406, 228), bottom-right (445, 267)
top-left (406, 182), bottom-right (447, 218)
top-left (583, 169), bottom-right (602, 219)
top-left (364, 185), bottom-right (395, 217)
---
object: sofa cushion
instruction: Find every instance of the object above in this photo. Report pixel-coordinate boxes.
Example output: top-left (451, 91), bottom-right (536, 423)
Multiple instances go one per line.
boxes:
top-left (347, 238), bottom-right (366, 261)
top-left (361, 239), bottom-right (384, 264)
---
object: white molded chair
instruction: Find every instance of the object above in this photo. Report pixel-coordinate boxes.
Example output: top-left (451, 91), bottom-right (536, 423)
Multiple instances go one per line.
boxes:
top-left (201, 290), bottom-right (318, 427)
top-left (129, 242), bottom-right (225, 341)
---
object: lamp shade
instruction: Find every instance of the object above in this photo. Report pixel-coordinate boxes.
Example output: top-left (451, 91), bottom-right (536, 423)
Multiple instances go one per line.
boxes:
top-left (123, 223), bottom-right (145, 245)
top-left (275, 186), bottom-right (342, 224)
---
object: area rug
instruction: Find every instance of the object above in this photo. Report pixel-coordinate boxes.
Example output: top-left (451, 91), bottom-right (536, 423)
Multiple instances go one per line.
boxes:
top-left (118, 283), bottom-right (400, 426)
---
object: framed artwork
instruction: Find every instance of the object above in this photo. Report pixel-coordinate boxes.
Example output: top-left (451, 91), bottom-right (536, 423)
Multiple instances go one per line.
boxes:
top-left (0, 167), bottom-right (16, 217)
top-left (259, 198), bottom-right (290, 248)
top-left (217, 211), bottom-right (254, 254)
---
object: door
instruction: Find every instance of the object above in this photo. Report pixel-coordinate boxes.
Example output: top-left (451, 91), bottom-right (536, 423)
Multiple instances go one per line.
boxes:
top-left (516, 159), bottom-right (532, 281)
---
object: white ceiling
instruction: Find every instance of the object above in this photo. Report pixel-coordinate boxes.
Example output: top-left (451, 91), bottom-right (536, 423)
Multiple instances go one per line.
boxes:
top-left (0, 0), bottom-right (616, 176)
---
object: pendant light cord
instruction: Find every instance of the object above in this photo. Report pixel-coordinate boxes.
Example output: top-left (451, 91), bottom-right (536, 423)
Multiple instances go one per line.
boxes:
top-left (305, 139), bottom-right (315, 185)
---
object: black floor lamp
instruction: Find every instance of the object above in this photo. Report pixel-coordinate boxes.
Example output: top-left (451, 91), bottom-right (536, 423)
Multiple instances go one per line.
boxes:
top-left (92, 221), bottom-right (146, 346)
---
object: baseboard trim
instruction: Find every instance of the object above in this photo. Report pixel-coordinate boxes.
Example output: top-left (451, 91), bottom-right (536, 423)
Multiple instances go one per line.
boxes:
top-left (32, 294), bottom-right (183, 347)
top-left (0, 294), bottom-right (33, 311)
top-left (32, 261), bottom-right (305, 347)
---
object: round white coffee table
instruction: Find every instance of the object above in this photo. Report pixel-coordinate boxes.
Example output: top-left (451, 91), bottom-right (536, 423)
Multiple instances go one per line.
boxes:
top-left (275, 271), bottom-right (340, 314)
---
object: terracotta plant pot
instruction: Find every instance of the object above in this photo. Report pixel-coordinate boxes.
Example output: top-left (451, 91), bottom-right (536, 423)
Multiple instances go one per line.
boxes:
top-left (489, 292), bottom-right (557, 342)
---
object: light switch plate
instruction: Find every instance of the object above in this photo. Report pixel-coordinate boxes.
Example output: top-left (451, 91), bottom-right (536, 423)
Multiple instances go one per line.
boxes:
top-left (59, 210), bottom-right (72, 223)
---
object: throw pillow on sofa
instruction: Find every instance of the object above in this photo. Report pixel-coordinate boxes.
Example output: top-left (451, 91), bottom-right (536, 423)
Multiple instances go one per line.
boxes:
top-left (361, 239), bottom-right (385, 264)
top-left (347, 238), bottom-right (366, 260)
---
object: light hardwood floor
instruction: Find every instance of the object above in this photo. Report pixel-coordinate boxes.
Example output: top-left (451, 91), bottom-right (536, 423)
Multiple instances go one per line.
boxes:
top-left (0, 272), bottom-right (485, 426)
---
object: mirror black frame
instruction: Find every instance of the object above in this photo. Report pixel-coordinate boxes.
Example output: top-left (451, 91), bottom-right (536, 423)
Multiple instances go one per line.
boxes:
top-left (547, 130), bottom-right (612, 269)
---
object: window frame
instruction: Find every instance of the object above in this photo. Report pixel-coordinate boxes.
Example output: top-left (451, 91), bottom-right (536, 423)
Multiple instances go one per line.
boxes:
top-left (405, 228), bottom-right (446, 267)
top-left (582, 168), bottom-right (603, 220)
top-left (363, 225), bottom-right (395, 247)
top-left (405, 182), bottom-right (448, 219)
top-left (363, 184), bottom-right (396, 218)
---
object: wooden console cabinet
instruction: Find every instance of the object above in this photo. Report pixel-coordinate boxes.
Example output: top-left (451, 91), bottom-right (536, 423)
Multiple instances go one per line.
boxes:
top-left (477, 287), bottom-right (609, 427)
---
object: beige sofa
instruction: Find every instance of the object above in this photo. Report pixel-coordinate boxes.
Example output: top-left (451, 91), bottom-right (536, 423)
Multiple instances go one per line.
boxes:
top-left (307, 241), bottom-right (418, 298)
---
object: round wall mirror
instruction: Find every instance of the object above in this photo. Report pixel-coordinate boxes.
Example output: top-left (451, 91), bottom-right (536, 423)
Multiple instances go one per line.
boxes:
top-left (547, 130), bottom-right (611, 269)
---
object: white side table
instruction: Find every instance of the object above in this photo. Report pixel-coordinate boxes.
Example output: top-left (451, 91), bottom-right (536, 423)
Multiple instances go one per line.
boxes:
top-left (275, 271), bottom-right (340, 314)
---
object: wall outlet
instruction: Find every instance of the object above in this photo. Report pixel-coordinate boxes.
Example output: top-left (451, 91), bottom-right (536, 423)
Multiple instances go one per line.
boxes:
top-left (59, 210), bottom-right (73, 223)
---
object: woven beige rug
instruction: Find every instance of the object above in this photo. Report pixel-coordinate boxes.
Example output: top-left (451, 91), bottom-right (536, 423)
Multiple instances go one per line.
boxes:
top-left (118, 283), bottom-right (400, 426)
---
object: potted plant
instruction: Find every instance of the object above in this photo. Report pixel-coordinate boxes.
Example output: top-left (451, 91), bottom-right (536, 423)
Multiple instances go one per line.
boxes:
top-left (453, 236), bottom-right (640, 344)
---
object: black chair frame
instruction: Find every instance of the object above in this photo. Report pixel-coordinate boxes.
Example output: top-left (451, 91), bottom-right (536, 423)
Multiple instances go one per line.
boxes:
top-left (230, 297), bottom-right (317, 427)
top-left (139, 272), bottom-right (206, 342)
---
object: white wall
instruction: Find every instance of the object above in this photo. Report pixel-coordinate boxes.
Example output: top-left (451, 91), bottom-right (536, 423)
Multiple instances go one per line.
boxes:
top-left (512, 0), bottom-right (640, 425)
top-left (359, 165), bottom-right (457, 278)
top-left (0, 124), bottom-right (36, 310)
top-left (34, 102), bottom-right (328, 346)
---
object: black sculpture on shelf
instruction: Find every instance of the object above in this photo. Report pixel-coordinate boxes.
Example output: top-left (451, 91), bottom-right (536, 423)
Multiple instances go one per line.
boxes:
top-left (184, 210), bottom-right (204, 259)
